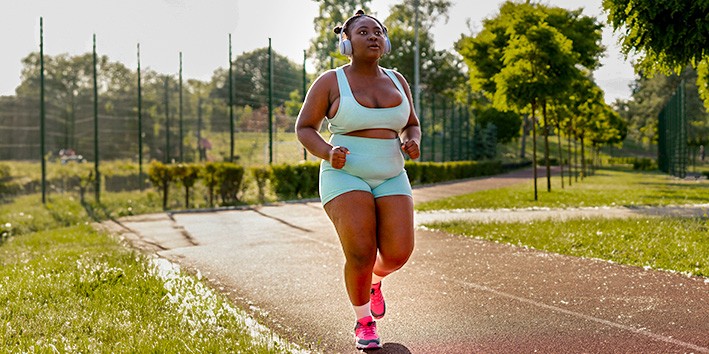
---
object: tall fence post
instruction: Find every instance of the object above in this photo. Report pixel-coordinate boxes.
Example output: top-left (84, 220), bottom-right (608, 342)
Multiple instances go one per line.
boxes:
top-left (164, 76), bottom-right (170, 163)
top-left (93, 34), bottom-right (100, 203)
top-left (179, 52), bottom-right (184, 162)
top-left (137, 43), bottom-right (144, 191)
top-left (442, 99), bottom-right (448, 162)
top-left (39, 17), bottom-right (46, 204)
top-left (229, 34), bottom-right (235, 162)
top-left (268, 38), bottom-right (273, 164)
top-left (431, 94), bottom-right (436, 162)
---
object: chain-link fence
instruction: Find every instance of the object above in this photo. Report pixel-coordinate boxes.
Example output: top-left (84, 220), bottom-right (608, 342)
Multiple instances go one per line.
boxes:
top-left (658, 80), bottom-right (688, 178)
top-left (1, 25), bottom-right (481, 200)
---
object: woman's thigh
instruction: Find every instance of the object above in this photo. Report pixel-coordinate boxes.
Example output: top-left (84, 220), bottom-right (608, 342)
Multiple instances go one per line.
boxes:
top-left (374, 195), bottom-right (415, 259)
top-left (324, 191), bottom-right (378, 262)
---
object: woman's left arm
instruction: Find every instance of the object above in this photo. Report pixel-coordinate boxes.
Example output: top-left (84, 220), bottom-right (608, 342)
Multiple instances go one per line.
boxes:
top-left (394, 71), bottom-right (421, 160)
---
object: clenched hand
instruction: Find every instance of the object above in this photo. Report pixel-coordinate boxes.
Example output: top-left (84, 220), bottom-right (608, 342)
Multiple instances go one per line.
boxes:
top-left (401, 139), bottom-right (420, 160)
top-left (328, 146), bottom-right (349, 169)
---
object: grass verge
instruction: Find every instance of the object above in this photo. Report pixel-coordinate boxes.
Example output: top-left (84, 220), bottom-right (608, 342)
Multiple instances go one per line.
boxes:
top-left (423, 217), bottom-right (708, 277)
top-left (416, 167), bottom-right (709, 211)
top-left (0, 224), bottom-right (306, 353)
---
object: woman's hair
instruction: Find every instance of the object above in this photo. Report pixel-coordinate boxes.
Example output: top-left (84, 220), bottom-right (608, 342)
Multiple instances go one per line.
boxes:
top-left (333, 9), bottom-right (387, 38)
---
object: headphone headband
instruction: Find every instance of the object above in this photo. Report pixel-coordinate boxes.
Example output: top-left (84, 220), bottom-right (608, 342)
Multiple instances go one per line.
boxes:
top-left (338, 15), bottom-right (391, 56)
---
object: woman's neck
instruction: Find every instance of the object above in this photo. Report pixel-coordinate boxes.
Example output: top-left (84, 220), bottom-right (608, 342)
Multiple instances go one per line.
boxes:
top-left (348, 60), bottom-right (381, 77)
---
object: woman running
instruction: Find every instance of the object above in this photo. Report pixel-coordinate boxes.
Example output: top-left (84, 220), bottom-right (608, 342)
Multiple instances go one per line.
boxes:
top-left (295, 9), bottom-right (421, 350)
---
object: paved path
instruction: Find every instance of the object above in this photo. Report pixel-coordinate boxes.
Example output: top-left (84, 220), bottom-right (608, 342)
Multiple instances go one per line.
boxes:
top-left (106, 168), bottom-right (709, 353)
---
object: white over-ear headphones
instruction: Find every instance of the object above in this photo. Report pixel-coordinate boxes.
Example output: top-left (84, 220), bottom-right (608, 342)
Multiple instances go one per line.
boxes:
top-left (338, 21), bottom-right (392, 56)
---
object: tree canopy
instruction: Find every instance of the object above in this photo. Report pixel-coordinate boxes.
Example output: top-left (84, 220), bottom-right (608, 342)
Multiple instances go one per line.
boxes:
top-left (603, 0), bottom-right (709, 74)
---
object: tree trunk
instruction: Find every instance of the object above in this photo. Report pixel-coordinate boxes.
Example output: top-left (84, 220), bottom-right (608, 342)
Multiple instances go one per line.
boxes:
top-left (162, 183), bottom-right (169, 210)
top-left (557, 121), bottom-right (564, 189)
top-left (542, 102), bottom-right (551, 192)
top-left (532, 102), bottom-right (538, 201)
top-left (567, 123), bottom-right (573, 186)
top-left (520, 114), bottom-right (529, 159)
top-left (580, 135), bottom-right (586, 180)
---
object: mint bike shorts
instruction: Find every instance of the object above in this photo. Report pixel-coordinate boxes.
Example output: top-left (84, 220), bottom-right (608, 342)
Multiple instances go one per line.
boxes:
top-left (319, 134), bottom-right (412, 206)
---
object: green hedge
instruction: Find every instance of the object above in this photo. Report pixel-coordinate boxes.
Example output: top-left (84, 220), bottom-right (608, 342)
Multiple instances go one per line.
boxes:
top-left (270, 162), bottom-right (320, 200)
top-left (405, 160), bottom-right (503, 184)
top-left (148, 161), bottom-right (245, 209)
top-left (7, 159), bottom-right (508, 209)
top-left (608, 157), bottom-right (657, 170)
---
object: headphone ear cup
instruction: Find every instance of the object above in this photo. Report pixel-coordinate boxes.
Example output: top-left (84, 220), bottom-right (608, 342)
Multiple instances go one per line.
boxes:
top-left (339, 39), bottom-right (352, 56)
top-left (383, 37), bottom-right (391, 54)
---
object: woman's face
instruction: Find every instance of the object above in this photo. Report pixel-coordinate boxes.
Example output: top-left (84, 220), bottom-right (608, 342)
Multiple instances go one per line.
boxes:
top-left (347, 16), bottom-right (386, 58)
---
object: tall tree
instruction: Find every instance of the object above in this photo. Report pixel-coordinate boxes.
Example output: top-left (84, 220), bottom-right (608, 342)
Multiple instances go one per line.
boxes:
top-left (492, 18), bottom-right (580, 197)
top-left (457, 1), bottom-right (604, 163)
top-left (604, 0), bottom-right (709, 121)
top-left (309, 0), bottom-right (372, 73)
top-left (603, 0), bottom-right (709, 74)
top-left (210, 48), bottom-right (302, 109)
top-left (379, 0), bottom-right (464, 95)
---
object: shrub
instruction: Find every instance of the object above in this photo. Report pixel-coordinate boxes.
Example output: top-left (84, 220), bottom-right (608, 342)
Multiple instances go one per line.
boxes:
top-left (250, 167), bottom-right (272, 203)
top-left (0, 163), bottom-right (19, 200)
top-left (147, 161), bottom-right (173, 210)
top-left (202, 162), bottom-right (219, 207)
top-left (173, 163), bottom-right (202, 208)
top-left (270, 162), bottom-right (319, 200)
top-left (216, 163), bottom-right (245, 206)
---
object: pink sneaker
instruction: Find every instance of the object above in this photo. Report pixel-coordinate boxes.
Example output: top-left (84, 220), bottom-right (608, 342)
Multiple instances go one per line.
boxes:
top-left (370, 282), bottom-right (386, 320)
top-left (354, 316), bottom-right (381, 349)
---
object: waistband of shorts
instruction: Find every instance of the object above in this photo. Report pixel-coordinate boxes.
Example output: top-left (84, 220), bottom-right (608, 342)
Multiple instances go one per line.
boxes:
top-left (329, 134), bottom-right (401, 155)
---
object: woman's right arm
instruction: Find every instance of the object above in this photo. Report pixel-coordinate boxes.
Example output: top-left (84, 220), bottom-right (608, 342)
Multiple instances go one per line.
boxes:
top-left (295, 72), bottom-right (348, 168)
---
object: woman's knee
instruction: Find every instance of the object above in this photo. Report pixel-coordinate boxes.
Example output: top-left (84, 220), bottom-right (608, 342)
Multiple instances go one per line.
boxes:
top-left (378, 243), bottom-right (414, 270)
top-left (344, 246), bottom-right (378, 269)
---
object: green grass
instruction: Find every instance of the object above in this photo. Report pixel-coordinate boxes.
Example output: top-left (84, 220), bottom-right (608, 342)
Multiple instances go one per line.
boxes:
top-left (0, 192), bottom-right (165, 239)
top-left (417, 166), bottom-right (709, 278)
top-left (0, 224), bottom-right (300, 352)
top-left (416, 167), bottom-right (709, 211)
top-left (0, 191), bottom-right (305, 352)
top-left (424, 217), bottom-right (709, 277)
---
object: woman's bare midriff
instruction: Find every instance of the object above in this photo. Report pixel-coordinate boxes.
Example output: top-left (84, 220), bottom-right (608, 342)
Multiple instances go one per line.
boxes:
top-left (345, 128), bottom-right (398, 139)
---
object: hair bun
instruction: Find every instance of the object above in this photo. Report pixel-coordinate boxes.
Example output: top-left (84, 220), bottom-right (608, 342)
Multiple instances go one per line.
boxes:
top-left (355, 9), bottom-right (365, 16)
top-left (333, 26), bottom-right (343, 34)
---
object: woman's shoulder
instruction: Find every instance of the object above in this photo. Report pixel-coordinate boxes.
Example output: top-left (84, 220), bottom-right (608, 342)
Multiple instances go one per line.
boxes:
top-left (381, 67), bottom-right (406, 81)
top-left (380, 67), bottom-right (410, 90)
top-left (311, 69), bottom-right (339, 87)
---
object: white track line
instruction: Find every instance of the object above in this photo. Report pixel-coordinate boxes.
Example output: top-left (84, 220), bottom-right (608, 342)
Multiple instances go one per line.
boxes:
top-left (448, 277), bottom-right (709, 353)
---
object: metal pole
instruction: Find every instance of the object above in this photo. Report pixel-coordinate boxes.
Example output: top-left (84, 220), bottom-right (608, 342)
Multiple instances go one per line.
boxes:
top-left (93, 34), bottom-right (100, 203)
top-left (164, 76), bottom-right (170, 163)
top-left (442, 99), bottom-right (447, 162)
top-left (302, 49), bottom-right (307, 161)
top-left (413, 0), bottom-right (421, 115)
top-left (197, 98), bottom-right (203, 161)
top-left (431, 94), bottom-right (436, 162)
top-left (40, 17), bottom-right (46, 204)
top-left (268, 38), bottom-right (273, 164)
top-left (179, 52), bottom-right (183, 162)
top-left (419, 95), bottom-right (424, 161)
top-left (137, 43), bottom-right (144, 191)
top-left (229, 34), bottom-right (235, 162)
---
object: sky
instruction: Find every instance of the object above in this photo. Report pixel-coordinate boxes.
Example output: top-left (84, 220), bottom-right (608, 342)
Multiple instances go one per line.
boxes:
top-left (0, 0), bottom-right (636, 103)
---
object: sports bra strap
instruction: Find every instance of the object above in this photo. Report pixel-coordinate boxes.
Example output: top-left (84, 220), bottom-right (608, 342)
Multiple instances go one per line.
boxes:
top-left (335, 67), bottom-right (353, 97)
top-left (383, 69), bottom-right (406, 96)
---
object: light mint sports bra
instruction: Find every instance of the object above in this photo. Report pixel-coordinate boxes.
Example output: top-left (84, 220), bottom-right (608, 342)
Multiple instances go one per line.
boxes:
top-left (327, 66), bottom-right (411, 135)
